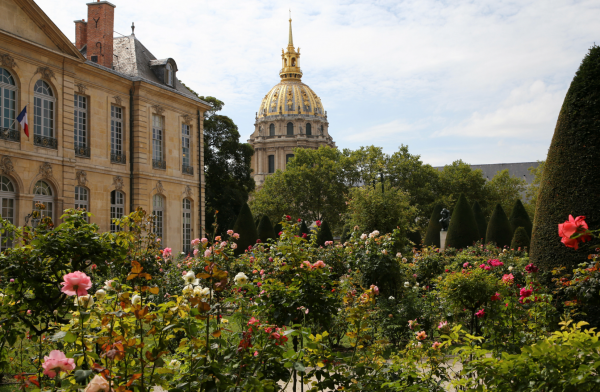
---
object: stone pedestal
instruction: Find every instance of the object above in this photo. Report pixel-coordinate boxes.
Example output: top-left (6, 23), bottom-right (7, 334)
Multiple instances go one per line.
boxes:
top-left (440, 231), bottom-right (448, 251)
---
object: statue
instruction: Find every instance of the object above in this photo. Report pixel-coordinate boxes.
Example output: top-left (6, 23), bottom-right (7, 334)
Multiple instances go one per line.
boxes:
top-left (439, 208), bottom-right (450, 231)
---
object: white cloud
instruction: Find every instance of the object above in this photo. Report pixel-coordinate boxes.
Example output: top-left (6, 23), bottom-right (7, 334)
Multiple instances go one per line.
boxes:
top-left (343, 119), bottom-right (427, 143)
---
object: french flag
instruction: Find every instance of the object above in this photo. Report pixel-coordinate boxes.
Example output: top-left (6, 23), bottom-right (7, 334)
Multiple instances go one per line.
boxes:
top-left (16, 106), bottom-right (28, 137)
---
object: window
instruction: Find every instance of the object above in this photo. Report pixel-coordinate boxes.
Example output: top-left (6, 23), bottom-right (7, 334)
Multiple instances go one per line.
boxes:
top-left (182, 123), bottom-right (192, 174)
top-left (0, 68), bottom-right (17, 140)
top-left (153, 194), bottom-right (164, 240)
top-left (74, 94), bottom-right (89, 157)
top-left (33, 180), bottom-right (54, 221)
top-left (165, 64), bottom-right (173, 86)
top-left (305, 123), bottom-right (311, 136)
top-left (0, 176), bottom-right (15, 250)
top-left (110, 190), bottom-right (124, 232)
top-left (111, 105), bottom-right (125, 163)
top-left (75, 186), bottom-right (89, 221)
top-left (268, 155), bottom-right (275, 173)
top-left (152, 115), bottom-right (165, 169)
top-left (320, 125), bottom-right (324, 134)
top-left (269, 124), bottom-right (275, 136)
top-left (286, 154), bottom-right (294, 165)
top-left (182, 199), bottom-right (191, 253)
top-left (287, 122), bottom-right (293, 136)
top-left (33, 80), bottom-right (56, 148)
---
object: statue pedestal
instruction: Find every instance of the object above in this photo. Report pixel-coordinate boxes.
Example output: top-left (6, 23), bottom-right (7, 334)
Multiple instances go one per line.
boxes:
top-left (440, 231), bottom-right (448, 251)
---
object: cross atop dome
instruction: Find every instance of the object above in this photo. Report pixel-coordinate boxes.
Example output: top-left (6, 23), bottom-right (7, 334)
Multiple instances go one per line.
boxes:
top-left (280, 14), bottom-right (302, 81)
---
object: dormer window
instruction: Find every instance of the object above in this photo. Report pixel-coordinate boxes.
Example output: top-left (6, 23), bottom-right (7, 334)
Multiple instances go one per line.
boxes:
top-left (165, 64), bottom-right (173, 86)
top-left (149, 58), bottom-right (178, 88)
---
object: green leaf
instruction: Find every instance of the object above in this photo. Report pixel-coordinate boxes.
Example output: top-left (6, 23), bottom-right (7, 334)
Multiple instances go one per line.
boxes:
top-left (64, 332), bottom-right (77, 343)
top-left (74, 369), bottom-right (93, 384)
top-left (293, 362), bottom-right (305, 373)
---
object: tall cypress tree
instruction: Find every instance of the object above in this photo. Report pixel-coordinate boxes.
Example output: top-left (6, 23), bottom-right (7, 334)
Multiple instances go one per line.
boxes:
top-left (511, 227), bottom-right (531, 250)
top-left (232, 202), bottom-right (258, 255)
top-left (486, 204), bottom-right (513, 248)
top-left (257, 215), bottom-right (276, 243)
top-left (316, 221), bottom-right (334, 246)
top-left (298, 220), bottom-right (310, 238)
top-left (472, 201), bottom-right (487, 242)
top-left (446, 194), bottom-right (480, 249)
top-left (531, 47), bottom-right (600, 272)
top-left (273, 223), bottom-right (283, 237)
top-left (424, 204), bottom-right (444, 247)
top-left (341, 226), bottom-right (350, 243)
top-left (509, 199), bottom-right (533, 238)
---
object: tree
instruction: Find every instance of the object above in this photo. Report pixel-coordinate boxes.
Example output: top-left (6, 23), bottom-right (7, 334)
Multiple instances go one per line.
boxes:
top-left (484, 169), bottom-right (527, 218)
top-left (435, 160), bottom-right (488, 212)
top-left (342, 145), bottom-right (388, 187)
top-left (232, 202), bottom-right (258, 255)
top-left (486, 204), bottom-right (513, 248)
top-left (424, 204), bottom-right (444, 247)
top-left (407, 230), bottom-right (422, 250)
top-left (524, 161), bottom-right (545, 219)
top-left (446, 194), bottom-right (480, 249)
top-left (340, 226), bottom-right (350, 243)
top-left (511, 227), bottom-right (530, 250)
top-left (509, 199), bottom-right (533, 238)
top-left (257, 215), bottom-right (276, 243)
top-left (472, 201), bottom-right (487, 242)
top-left (531, 46), bottom-right (600, 272)
top-left (316, 221), bottom-right (334, 246)
top-left (298, 220), bottom-right (310, 238)
top-left (249, 172), bottom-right (290, 227)
top-left (202, 96), bottom-right (255, 236)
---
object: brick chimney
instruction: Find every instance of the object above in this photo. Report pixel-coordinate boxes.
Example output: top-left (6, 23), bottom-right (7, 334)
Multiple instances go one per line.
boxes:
top-left (86, 1), bottom-right (116, 68)
top-left (74, 19), bottom-right (87, 50)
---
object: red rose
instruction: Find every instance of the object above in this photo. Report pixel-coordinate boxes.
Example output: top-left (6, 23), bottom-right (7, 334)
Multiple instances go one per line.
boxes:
top-left (256, 239), bottom-right (262, 243)
top-left (316, 220), bottom-right (322, 227)
top-left (286, 215), bottom-right (291, 221)
top-left (559, 215), bottom-right (592, 250)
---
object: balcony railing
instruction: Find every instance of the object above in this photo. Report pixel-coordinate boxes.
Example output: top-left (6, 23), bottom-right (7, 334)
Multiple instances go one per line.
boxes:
top-left (182, 164), bottom-right (194, 175)
top-left (74, 143), bottom-right (90, 158)
top-left (111, 152), bottom-right (126, 164)
top-left (0, 128), bottom-right (20, 143)
top-left (34, 135), bottom-right (58, 149)
top-left (152, 159), bottom-right (166, 170)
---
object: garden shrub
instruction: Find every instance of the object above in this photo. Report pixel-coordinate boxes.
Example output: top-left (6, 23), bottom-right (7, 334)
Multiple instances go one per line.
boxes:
top-left (446, 194), bottom-right (480, 249)
top-left (298, 220), bottom-right (310, 238)
top-left (511, 226), bottom-right (530, 250)
top-left (232, 201), bottom-right (258, 254)
top-left (406, 230), bottom-right (422, 249)
top-left (486, 203), bottom-right (513, 248)
top-left (316, 220), bottom-right (334, 246)
top-left (472, 201), bottom-right (487, 242)
top-left (273, 222), bottom-right (282, 237)
top-left (531, 45), bottom-right (600, 272)
top-left (509, 199), bottom-right (532, 238)
top-left (340, 225), bottom-right (350, 243)
top-left (257, 215), bottom-right (276, 243)
top-left (424, 204), bottom-right (443, 247)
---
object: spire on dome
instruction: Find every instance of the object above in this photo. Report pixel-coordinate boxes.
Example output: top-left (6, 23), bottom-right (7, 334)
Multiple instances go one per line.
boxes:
top-left (280, 12), bottom-right (302, 81)
top-left (288, 10), bottom-right (294, 48)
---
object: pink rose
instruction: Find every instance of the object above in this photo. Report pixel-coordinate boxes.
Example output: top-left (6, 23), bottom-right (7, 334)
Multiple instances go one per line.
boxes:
top-left (191, 238), bottom-right (201, 247)
top-left (315, 220), bottom-right (322, 227)
top-left (193, 249), bottom-right (199, 256)
top-left (60, 271), bottom-right (92, 296)
top-left (204, 249), bottom-right (212, 258)
top-left (201, 238), bottom-right (208, 244)
top-left (370, 285), bottom-right (379, 295)
top-left (231, 243), bottom-right (238, 249)
top-left (42, 350), bottom-right (75, 378)
top-left (491, 292), bottom-right (501, 301)
top-left (227, 230), bottom-right (234, 236)
top-left (502, 273), bottom-right (514, 284)
top-left (559, 215), bottom-right (591, 249)
top-left (84, 374), bottom-right (111, 392)
top-left (313, 260), bottom-right (326, 269)
top-left (233, 233), bottom-right (240, 239)
top-left (463, 262), bottom-right (469, 268)
top-left (475, 309), bottom-right (485, 318)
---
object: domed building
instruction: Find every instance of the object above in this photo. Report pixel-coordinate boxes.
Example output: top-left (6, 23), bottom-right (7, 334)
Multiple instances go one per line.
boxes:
top-left (248, 18), bottom-right (336, 188)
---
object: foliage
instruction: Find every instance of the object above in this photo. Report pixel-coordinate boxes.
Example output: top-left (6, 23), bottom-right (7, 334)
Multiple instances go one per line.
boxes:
top-left (406, 230), bottom-right (422, 250)
top-left (509, 199), bottom-right (533, 239)
top-left (256, 215), bottom-right (276, 244)
top-left (525, 160), bottom-right (545, 219)
top-left (472, 201), bottom-right (488, 243)
top-left (446, 194), bottom-right (480, 249)
top-left (435, 160), bottom-right (488, 212)
top-left (232, 202), bottom-right (258, 255)
top-left (315, 221), bottom-right (334, 246)
top-left (511, 227), bottom-right (531, 250)
top-left (424, 204), bottom-right (443, 248)
top-left (484, 169), bottom-right (527, 218)
top-left (531, 46), bottom-right (600, 272)
top-left (486, 204), bottom-right (513, 248)
top-left (202, 96), bottom-right (255, 235)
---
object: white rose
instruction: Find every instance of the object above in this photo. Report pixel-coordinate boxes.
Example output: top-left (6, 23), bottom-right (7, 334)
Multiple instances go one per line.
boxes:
top-left (199, 287), bottom-right (211, 300)
top-left (402, 258), bottom-right (408, 263)
top-left (183, 271), bottom-right (197, 285)
top-left (369, 230), bottom-right (380, 238)
top-left (75, 295), bottom-right (94, 308)
top-left (95, 289), bottom-right (106, 301)
top-left (169, 359), bottom-right (181, 370)
top-left (415, 283), bottom-right (419, 287)
top-left (84, 375), bottom-right (110, 392)
top-left (396, 252), bottom-right (402, 258)
top-left (508, 266), bottom-right (514, 271)
top-left (360, 234), bottom-right (367, 240)
top-left (382, 249), bottom-right (388, 255)
top-left (131, 294), bottom-right (142, 305)
top-left (404, 282), bottom-right (410, 288)
top-left (193, 286), bottom-right (203, 298)
top-left (388, 296), bottom-right (395, 300)
top-left (182, 285), bottom-right (194, 296)
top-left (104, 280), bottom-right (116, 291)
top-left (234, 272), bottom-right (248, 285)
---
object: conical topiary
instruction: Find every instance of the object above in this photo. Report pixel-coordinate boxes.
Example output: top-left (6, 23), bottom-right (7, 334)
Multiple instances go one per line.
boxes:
top-left (531, 47), bottom-right (600, 271)
top-left (446, 194), bottom-right (480, 249)
top-left (257, 215), bottom-right (276, 243)
top-left (424, 204), bottom-right (444, 247)
top-left (298, 220), bottom-right (310, 238)
top-left (316, 221), bottom-right (334, 246)
top-left (486, 204), bottom-right (513, 248)
top-left (472, 201), bottom-right (487, 242)
top-left (273, 223), bottom-right (282, 237)
top-left (509, 199), bottom-right (532, 238)
top-left (407, 230), bottom-right (422, 249)
top-left (511, 227), bottom-right (530, 250)
top-left (232, 202), bottom-right (258, 255)
top-left (341, 226), bottom-right (350, 243)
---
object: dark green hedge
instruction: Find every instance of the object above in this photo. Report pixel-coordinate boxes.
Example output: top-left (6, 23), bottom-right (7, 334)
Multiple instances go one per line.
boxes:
top-left (232, 202), bottom-right (258, 255)
top-left (509, 199), bottom-right (532, 238)
top-left (511, 227), bottom-right (531, 250)
top-left (257, 215), bottom-right (276, 243)
top-left (472, 201), bottom-right (487, 242)
top-left (486, 204), bottom-right (513, 248)
top-left (531, 46), bottom-right (600, 272)
top-left (446, 194), bottom-right (480, 249)
top-left (424, 204), bottom-right (443, 247)
top-left (316, 221), bottom-right (334, 246)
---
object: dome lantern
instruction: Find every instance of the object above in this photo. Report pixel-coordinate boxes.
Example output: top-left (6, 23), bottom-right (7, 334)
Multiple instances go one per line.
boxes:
top-left (280, 17), bottom-right (302, 81)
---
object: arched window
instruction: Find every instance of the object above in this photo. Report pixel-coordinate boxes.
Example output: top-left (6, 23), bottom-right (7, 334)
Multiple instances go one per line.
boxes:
top-left (165, 63), bottom-right (173, 86)
top-left (0, 176), bottom-right (15, 250)
top-left (0, 68), bottom-right (17, 139)
top-left (33, 180), bottom-right (54, 221)
top-left (75, 186), bottom-right (89, 221)
top-left (320, 125), bottom-right (324, 134)
top-left (110, 190), bottom-right (125, 232)
top-left (291, 58), bottom-right (296, 66)
top-left (287, 122), bottom-right (294, 136)
top-left (269, 124), bottom-right (275, 136)
top-left (182, 199), bottom-right (192, 253)
top-left (153, 194), bottom-right (164, 240)
top-left (306, 123), bottom-right (312, 136)
top-left (34, 80), bottom-right (56, 148)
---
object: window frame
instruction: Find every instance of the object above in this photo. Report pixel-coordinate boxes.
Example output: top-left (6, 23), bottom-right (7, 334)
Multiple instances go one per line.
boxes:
top-left (75, 185), bottom-right (89, 221)
top-left (182, 198), bottom-right (192, 254)
top-left (269, 123), bottom-right (275, 136)
top-left (0, 175), bottom-right (15, 251)
top-left (110, 190), bottom-right (125, 232)
top-left (287, 122), bottom-right (294, 136)
top-left (74, 93), bottom-right (89, 156)
top-left (153, 194), bottom-right (164, 241)
top-left (152, 114), bottom-right (165, 168)
top-left (33, 180), bottom-right (54, 222)
top-left (0, 68), bottom-right (18, 133)
top-left (182, 123), bottom-right (191, 168)
top-left (110, 105), bottom-right (125, 163)
top-left (305, 123), bottom-right (311, 136)
top-left (33, 80), bottom-right (55, 139)
top-left (165, 64), bottom-right (173, 87)
top-left (268, 155), bottom-right (275, 173)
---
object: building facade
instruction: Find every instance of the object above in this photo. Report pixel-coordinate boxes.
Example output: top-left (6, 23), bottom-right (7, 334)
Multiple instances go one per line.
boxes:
top-left (0, 0), bottom-right (210, 252)
top-left (248, 18), bottom-right (336, 188)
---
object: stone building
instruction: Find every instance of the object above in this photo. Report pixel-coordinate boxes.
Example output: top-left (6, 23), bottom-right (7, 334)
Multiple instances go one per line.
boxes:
top-left (248, 18), bottom-right (336, 188)
top-left (0, 0), bottom-right (210, 252)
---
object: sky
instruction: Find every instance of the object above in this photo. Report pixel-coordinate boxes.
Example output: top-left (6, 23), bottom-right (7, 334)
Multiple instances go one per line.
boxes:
top-left (36, 0), bottom-right (600, 166)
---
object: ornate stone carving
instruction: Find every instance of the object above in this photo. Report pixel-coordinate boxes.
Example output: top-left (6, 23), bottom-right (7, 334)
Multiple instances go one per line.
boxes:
top-left (155, 180), bottom-right (165, 195)
top-left (113, 96), bottom-right (122, 106)
top-left (0, 156), bottom-right (14, 174)
top-left (39, 162), bottom-right (53, 179)
top-left (151, 104), bottom-right (165, 115)
top-left (113, 176), bottom-right (124, 191)
top-left (75, 83), bottom-right (87, 94)
top-left (184, 185), bottom-right (192, 198)
top-left (35, 66), bottom-right (55, 80)
top-left (0, 53), bottom-right (17, 69)
top-left (76, 170), bottom-right (88, 186)
top-left (182, 114), bottom-right (194, 124)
